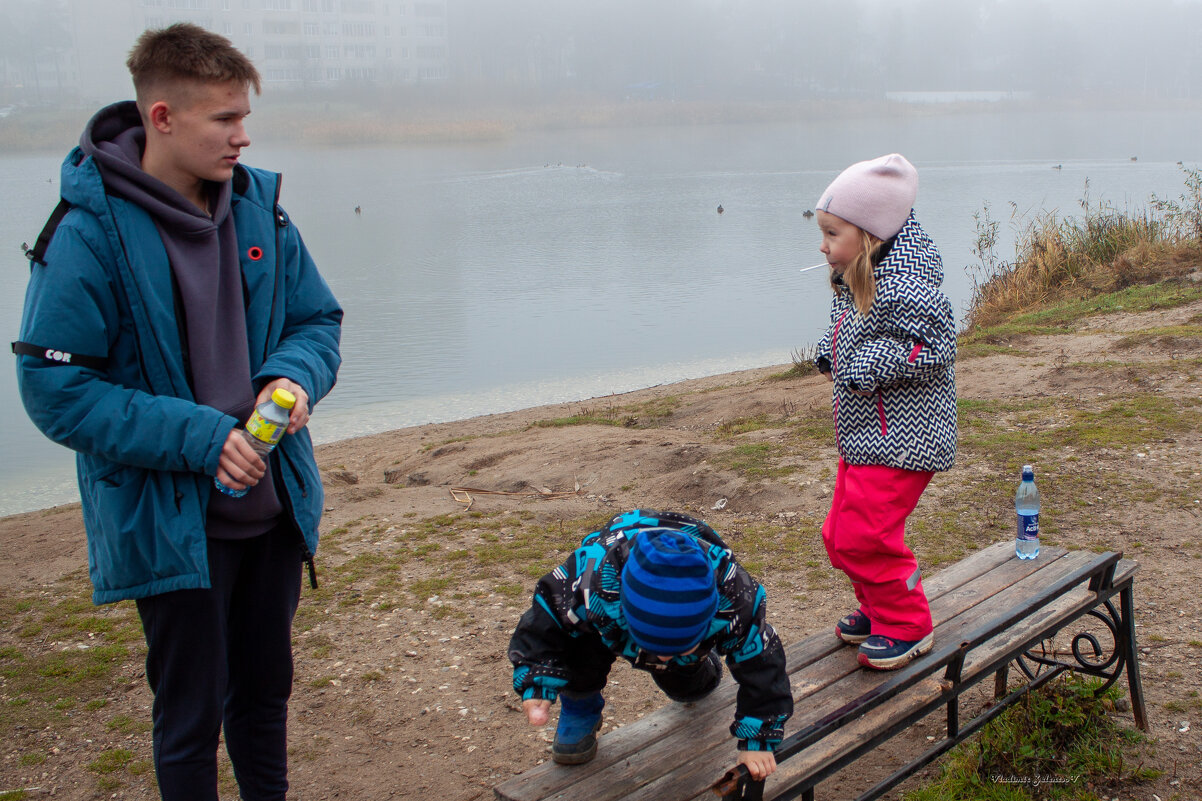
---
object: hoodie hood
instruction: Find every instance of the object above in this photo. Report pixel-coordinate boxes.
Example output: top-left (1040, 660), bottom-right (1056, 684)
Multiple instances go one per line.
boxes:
top-left (77, 100), bottom-right (232, 231)
top-left (875, 212), bottom-right (944, 289)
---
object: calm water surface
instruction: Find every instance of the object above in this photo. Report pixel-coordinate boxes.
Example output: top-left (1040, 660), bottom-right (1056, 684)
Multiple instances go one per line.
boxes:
top-left (2, 107), bottom-right (1198, 514)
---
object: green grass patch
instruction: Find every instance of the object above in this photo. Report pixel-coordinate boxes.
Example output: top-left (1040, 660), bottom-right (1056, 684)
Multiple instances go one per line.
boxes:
top-left (957, 394), bottom-right (1200, 457)
top-left (87, 748), bottom-right (136, 775)
top-left (529, 396), bottom-right (680, 429)
top-left (784, 409), bottom-right (834, 445)
top-left (716, 414), bottom-right (783, 437)
top-left (709, 442), bottom-right (801, 480)
top-left (1004, 281), bottom-right (1202, 333)
top-left (722, 521), bottom-right (826, 575)
top-left (905, 673), bottom-right (1157, 801)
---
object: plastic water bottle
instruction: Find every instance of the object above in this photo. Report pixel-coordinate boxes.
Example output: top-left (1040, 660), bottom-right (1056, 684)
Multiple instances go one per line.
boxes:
top-left (1014, 464), bottom-right (1040, 559)
top-left (214, 388), bottom-right (296, 498)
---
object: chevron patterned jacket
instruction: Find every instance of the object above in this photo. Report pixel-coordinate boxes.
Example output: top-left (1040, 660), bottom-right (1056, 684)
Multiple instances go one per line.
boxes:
top-left (815, 213), bottom-right (957, 472)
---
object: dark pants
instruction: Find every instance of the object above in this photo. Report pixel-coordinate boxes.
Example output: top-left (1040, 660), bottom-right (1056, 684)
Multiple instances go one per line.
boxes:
top-left (136, 525), bottom-right (302, 801)
top-left (562, 633), bottom-right (723, 703)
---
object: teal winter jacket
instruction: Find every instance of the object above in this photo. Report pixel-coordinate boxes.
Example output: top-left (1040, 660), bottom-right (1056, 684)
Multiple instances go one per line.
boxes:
top-left (16, 139), bottom-right (342, 604)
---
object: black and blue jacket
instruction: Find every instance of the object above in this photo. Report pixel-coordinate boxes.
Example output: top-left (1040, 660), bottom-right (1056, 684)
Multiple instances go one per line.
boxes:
top-left (508, 509), bottom-right (792, 752)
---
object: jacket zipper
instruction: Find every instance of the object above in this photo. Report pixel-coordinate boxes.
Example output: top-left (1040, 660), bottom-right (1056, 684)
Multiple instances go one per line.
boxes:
top-left (277, 445), bottom-right (318, 589)
top-left (830, 310), bottom-right (848, 452)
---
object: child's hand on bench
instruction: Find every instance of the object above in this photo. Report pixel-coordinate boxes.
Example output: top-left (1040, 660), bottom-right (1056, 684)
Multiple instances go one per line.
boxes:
top-left (523, 698), bottom-right (552, 727)
top-left (739, 750), bottom-right (777, 781)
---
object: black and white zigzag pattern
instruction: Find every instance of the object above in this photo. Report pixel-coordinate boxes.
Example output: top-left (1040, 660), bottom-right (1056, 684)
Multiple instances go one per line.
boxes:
top-left (817, 213), bottom-right (958, 472)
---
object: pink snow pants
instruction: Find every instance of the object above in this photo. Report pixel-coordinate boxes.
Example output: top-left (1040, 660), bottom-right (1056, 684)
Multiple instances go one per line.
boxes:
top-left (821, 459), bottom-right (934, 641)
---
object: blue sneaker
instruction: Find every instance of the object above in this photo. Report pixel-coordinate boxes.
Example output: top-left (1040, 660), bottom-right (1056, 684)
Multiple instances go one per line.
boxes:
top-left (835, 609), bottom-right (871, 645)
top-left (857, 632), bottom-right (934, 670)
top-left (552, 693), bottom-right (604, 765)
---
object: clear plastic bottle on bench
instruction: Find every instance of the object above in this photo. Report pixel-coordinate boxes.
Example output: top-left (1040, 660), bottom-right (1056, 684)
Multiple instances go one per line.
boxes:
top-left (1014, 464), bottom-right (1040, 560)
top-left (214, 388), bottom-right (296, 498)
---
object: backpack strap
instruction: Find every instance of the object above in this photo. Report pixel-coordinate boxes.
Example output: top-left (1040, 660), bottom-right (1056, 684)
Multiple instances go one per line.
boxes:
top-left (22, 198), bottom-right (72, 268)
top-left (14, 199), bottom-right (109, 370)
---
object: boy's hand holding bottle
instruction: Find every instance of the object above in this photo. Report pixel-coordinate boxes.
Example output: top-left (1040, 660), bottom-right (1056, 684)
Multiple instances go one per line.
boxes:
top-left (215, 377), bottom-right (310, 494)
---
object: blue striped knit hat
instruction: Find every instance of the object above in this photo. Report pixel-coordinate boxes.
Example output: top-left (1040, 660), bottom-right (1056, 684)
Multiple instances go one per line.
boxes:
top-left (620, 528), bottom-right (718, 655)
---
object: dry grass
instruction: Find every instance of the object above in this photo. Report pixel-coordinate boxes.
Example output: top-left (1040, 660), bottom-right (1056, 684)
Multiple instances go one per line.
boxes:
top-left (964, 169), bottom-right (1202, 334)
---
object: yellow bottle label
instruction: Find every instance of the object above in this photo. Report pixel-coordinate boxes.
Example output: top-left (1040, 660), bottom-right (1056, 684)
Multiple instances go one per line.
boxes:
top-left (245, 411), bottom-right (285, 445)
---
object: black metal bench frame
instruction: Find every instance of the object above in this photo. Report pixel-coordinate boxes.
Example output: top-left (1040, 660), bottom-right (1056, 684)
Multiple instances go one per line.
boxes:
top-left (716, 551), bottom-right (1148, 801)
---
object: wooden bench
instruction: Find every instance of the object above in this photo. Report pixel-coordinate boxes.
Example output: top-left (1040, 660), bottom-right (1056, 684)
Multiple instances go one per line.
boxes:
top-left (494, 541), bottom-right (1147, 801)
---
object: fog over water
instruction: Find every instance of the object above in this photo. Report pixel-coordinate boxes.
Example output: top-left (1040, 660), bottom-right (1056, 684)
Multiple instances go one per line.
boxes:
top-left (1, 0), bottom-right (1200, 515)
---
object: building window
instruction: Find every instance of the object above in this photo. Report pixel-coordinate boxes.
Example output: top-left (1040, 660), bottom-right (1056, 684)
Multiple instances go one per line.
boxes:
top-left (223, 22), bottom-right (233, 33)
top-left (326, 45), bottom-right (339, 59)
top-left (244, 22), bottom-right (253, 34)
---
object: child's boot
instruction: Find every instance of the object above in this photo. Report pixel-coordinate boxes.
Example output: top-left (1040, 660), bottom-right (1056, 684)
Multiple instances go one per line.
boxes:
top-left (835, 608), bottom-right (871, 645)
top-left (857, 632), bottom-right (934, 670)
top-left (552, 692), bottom-right (605, 765)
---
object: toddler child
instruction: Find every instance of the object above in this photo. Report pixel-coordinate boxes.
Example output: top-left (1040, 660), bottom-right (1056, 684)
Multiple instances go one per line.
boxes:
top-left (508, 509), bottom-right (792, 781)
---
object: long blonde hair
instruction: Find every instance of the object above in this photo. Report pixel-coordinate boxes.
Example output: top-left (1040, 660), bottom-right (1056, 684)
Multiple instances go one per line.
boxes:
top-left (834, 227), bottom-right (886, 315)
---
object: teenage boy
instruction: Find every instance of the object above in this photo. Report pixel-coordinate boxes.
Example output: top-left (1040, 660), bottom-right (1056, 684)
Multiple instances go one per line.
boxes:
top-left (508, 509), bottom-right (793, 781)
top-left (13, 23), bottom-right (342, 801)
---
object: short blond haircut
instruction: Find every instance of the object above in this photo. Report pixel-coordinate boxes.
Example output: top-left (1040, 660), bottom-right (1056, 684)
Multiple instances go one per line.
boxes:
top-left (127, 23), bottom-right (261, 111)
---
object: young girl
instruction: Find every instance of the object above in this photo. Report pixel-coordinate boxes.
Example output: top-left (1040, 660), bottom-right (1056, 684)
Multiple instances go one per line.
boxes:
top-left (811, 154), bottom-right (958, 670)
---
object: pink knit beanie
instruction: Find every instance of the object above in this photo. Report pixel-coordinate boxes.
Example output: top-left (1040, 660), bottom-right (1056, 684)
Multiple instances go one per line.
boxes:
top-left (816, 154), bottom-right (918, 240)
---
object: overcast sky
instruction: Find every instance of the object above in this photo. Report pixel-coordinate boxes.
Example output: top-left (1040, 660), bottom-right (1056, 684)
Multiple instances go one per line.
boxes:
top-left (1, 0), bottom-right (1199, 105)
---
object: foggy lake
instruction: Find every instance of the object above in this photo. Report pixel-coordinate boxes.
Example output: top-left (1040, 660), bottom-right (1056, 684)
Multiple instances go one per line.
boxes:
top-left (3, 106), bottom-right (1199, 515)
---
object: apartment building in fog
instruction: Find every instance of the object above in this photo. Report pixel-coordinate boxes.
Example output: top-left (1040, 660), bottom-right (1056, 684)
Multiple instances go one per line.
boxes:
top-left (4, 0), bottom-right (448, 105)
